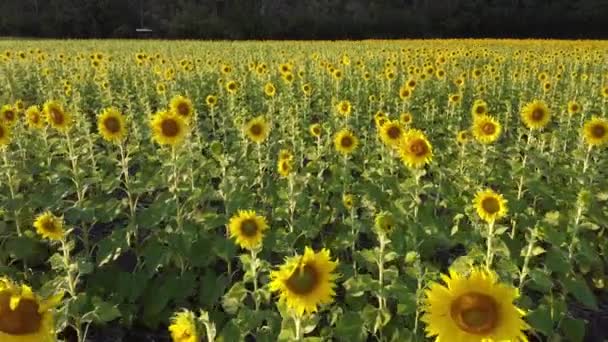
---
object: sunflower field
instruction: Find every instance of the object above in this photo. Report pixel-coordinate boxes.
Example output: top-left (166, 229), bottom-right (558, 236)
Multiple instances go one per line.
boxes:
top-left (0, 40), bottom-right (607, 342)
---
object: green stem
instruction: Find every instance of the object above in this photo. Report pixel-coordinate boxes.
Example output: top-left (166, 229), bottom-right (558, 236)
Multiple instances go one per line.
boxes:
top-left (294, 314), bottom-right (302, 341)
top-left (250, 249), bottom-right (260, 311)
top-left (486, 220), bottom-right (495, 269)
top-left (519, 228), bottom-right (537, 291)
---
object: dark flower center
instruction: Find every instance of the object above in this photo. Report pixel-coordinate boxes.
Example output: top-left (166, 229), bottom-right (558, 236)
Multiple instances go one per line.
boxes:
top-left (591, 124), bottom-right (606, 138)
top-left (103, 117), bottom-right (121, 134)
top-left (250, 124), bottom-right (263, 136)
top-left (340, 136), bottom-right (353, 148)
top-left (0, 292), bottom-right (43, 335)
top-left (475, 106), bottom-right (485, 114)
top-left (286, 264), bottom-right (319, 295)
top-left (4, 110), bottom-right (14, 121)
top-left (482, 123), bottom-right (496, 135)
top-left (450, 292), bottom-right (499, 335)
top-left (531, 108), bottom-right (545, 121)
top-left (409, 139), bottom-right (428, 156)
top-left (177, 103), bottom-right (189, 116)
top-left (239, 219), bottom-right (259, 237)
top-left (161, 119), bottom-right (179, 137)
top-left (50, 108), bottom-right (64, 125)
top-left (481, 197), bottom-right (500, 214)
top-left (386, 126), bottom-right (402, 140)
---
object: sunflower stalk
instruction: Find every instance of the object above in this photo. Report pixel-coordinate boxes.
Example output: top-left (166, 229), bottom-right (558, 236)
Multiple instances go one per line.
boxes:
top-left (65, 131), bottom-right (84, 205)
top-left (518, 227), bottom-right (538, 291)
top-left (517, 130), bottom-right (533, 200)
top-left (581, 145), bottom-right (592, 174)
top-left (485, 220), bottom-right (496, 269)
top-left (118, 143), bottom-right (138, 243)
top-left (170, 146), bottom-right (184, 232)
top-left (293, 314), bottom-right (302, 341)
top-left (60, 237), bottom-right (86, 342)
top-left (2, 148), bottom-right (21, 236)
top-left (376, 234), bottom-right (387, 312)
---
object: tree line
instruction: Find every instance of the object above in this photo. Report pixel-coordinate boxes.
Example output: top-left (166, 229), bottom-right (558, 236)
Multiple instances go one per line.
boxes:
top-left (1, 0), bottom-right (607, 39)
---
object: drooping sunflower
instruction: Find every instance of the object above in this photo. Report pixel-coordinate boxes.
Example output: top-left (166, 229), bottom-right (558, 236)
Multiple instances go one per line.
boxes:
top-left (97, 107), bottom-right (127, 143)
top-left (336, 100), bottom-right (352, 117)
top-left (379, 120), bottom-right (404, 147)
top-left (43, 100), bottom-right (72, 132)
top-left (521, 100), bottom-right (550, 130)
top-left (472, 115), bottom-right (501, 144)
top-left (0, 277), bottom-right (63, 342)
top-left (582, 116), bottom-right (608, 147)
top-left (374, 211), bottom-right (395, 236)
top-left (264, 83), bottom-right (276, 97)
top-left (0, 122), bottom-right (11, 147)
top-left (150, 111), bottom-right (189, 147)
top-left (0, 105), bottom-right (18, 127)
top-left (471, 100), bottom-right (488, 117)
top-left (309, 123), bottom-right (322, 137)
top-left (25, 106), bottom-right (45, 129)
top-left (33, 211), bottom-right (65, 241)
top-left (244, 116), bottom-right (270, 144)
top-left (168, 310), bottom-right (199, 342)
top-left (567, 100), bottom-right (582, 115)
top-left (169, 95), bottom-right (194, 122)
top-left (473, 189), bottom-right (508, 223)
top-left (422, 268), bottom-right (528, 342)
top-left (334, 129), bottom-right (359, 155)
top-left (228, 210), bottom-right (268, 250)
top-left (269, 247), bottom-right (338, 316)
top-left (399, 129), bottom-right (433, 169)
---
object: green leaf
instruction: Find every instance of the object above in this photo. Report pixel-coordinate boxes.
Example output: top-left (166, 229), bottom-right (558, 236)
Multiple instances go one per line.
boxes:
top-left (334, 311), bottom-right (367, 342)
top-left (527, 305), bottom-right (554, 336)
top-left (92, 297), bottom-right (122, 323)
top-left (217, 320), bottom-right (241, 342)
top-left (561, 317), bottom-right (586, 342)
top-left (528, 269), bottom-right (553, 292)
top-left (563, 276), bottom-right (598, 310)
top-left (222, 282), bottom-right (248, 315)
top-left (544, 248), bottom-right (571, 274)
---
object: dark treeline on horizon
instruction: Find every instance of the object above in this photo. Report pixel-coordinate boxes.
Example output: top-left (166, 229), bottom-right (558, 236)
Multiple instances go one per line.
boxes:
top-left (1, 0), bottom-right (607, 39)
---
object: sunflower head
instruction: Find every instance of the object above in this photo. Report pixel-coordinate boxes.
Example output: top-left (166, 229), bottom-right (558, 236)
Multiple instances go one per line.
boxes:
top-left (422, 268), bottom-right (528, 341)
top-left (264, 83), bottom-right (276, 97)
top-left (225, 80), bottom-right (239, 94)
top-left (399, 85), bottom-right (412, 100)
top-left (301, 83), bottom-right (312, 96)
top-left (456, 130), bottom-right (470, 144)
top-left (449, 94), bottom-right (462, 105)
top-left (0, 122), bottom-right (11, 147)
top-left (279, 149), bottom-right (293, 161)
top-left (170, 95), bottom-right (194, 122)
top-left (244, 116), bottom-right (270, 144)
top-left (0, 277), bottom-right (63, 342)
top-left (336, 100), bottom-right (352, 117)
top-left (98, 107), bottom-right (127, 143)
top-left (567, 100), bottom-right (581, 115)
top-left (374, 211), bottom-right (395, 236)
top-left (150, 111), bottom-right (189, 147)
top-left (471, 100), bottom-right (488, 117)
top-left (309, 123), bottom-right (322, 137)
top-left (521, 100), bottom-right (550, 130)
top-left (472, 115), bottom-right (501, 144)
top-left (168, 310), bottom-right (199, 342)
top-left (270, 247), bottom-right (338, 317)
top-left (278, 158), bottom-right (293, 178)
top-left (25, 106), bottom-right (45, 129)
top-left (33, 211), bottom-right (66, 241)
top-left (43, 100), bottom-right (72, 133)
top-left (400, 112), bottom-right (413, 125)
top-left (379, 120), bottom-right (404, 147)
top-left (205, 95), bottom-right (218, 108)
top-left (473, 189), bottom-right (508, 223)
top-left (334, 129), bottom-right (359, 155)
top-left (228, 210), bottom-right (268, 250)
top-left (0, 105), bottom-right (18, 127)
top-left (399, 129), bottom-right (433, 169)
top-left (582, 116), bottom-right (608, 147)
top-left (342, 193), bottom-right (354, 210)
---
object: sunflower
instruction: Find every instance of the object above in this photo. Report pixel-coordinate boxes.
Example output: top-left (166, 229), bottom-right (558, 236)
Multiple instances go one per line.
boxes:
top-left (342, 193), bottom-right (354, 210)
top-left (0, 105), bottom-right (18, 127)
top-left (168, 310), bottom-right (199, 342)
top-left (0, 122), bottom-right (11, 147)
top-left (228, 210), bottom-right (268, 250)
top-left (97, 107), bottom-right (127, 143)
top-left (244, 116), bottom-right (270, 144)
top-left (374, 111), bottom-right (387, 127)
top-left (301, 83), bottom-right (312, 96)
top-left (43, 100), bottom-right (72, 132)
top-left (334, 129), bottom-right (358, 155)
top-left (379, 120), bottom-right (404, 147)
top-left (449, 94), bottom-right (462, 105)
top-left (473, 189), bottom-right (508, 223)
top-left (264, 83), bottom-right (276, 97)
top-left (422, 268), bottom-right (528, 342)
top-left (471, 100), bottom-right (488, 117)
top-left (25, 106), bottom-right (44, 129)
top-left (156, 83), bottom-right (166, 95)
top-left (399, 129), bottom-right (433, 169)
top-left (150, 111), bottom-right (189, 147)
top-left (602, 86), bottom-right (608, 99)
top-left (33, 211), bottom-right (65, 241)
top-left (309, 123), bottom-right (322, 137)
top-left (225, 80), bottom-right (238, 94)
top-left (582, 116), bottom-right (608, 147)
top-left (205, 95), bottom-right (218, 108)
top-left (399, 85), bottom-right (412, 100)
top-left (278, 158), bottom-right (293, 178)
top-left (400, 112), bottom-right (413, 125)
top-left (279, 149), bottom-right (293, 161)
top-left (457, 130), bottom-right (470, 144)
top-left (336, 100), bottom-right (352, 117)
top-left (521, 100), bottom-right (550, 130)
top-left (374, 211), bottom-right (395, 236)
top-left (0, 277), bottom-right (63, 342)
top-left (169, 95), bottom-right (194, 122)
top-left (567, 101), bottom-right (582, 115)
top-left (472, 115), bottom-right (501, 144)
top-left (270, 247), bottom-right (338, 316)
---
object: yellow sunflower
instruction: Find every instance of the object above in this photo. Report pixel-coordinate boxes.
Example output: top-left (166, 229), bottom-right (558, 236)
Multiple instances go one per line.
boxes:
top-left (244, 116), bottom-right (270, 144)
top-left (582, 116), bottom-right (608, 147)
top-left (0, 277), bottom-right (63, 342)
top-left (471, 100), bottom-right (488, 117)
top-left (342, 193), bottom-right (354, 210)
top-left (150, 111), bottom-right (189, 147)
top-left (97, 107), bottom-right (127, 143)
top-left (567, 101), bottom-right (582, 115)
top-left (399, 85), bottom-right (413, 101)
top-left (0, 105), bottom-right (18, 127)
top-left (279, 149), bottom-right (293, 161)
top-left (472, 115), bottom-right (501, 144)
top-left (156, 83), bottom-right (166, 95)
top-left (374, 111), bottom-right (387, 127)
top-left (336, 100), bottom-right (352, 117)
top-left (278, 158), bottom-right (293, 178)
top-left (374, 211), bottom-right (395, 236)
top-left (309, 123), bottom-right (322, 137)
top-left (33, 211), bottom-right (66, 241)
top-left (400, 112), bottom-right (413, 125)
top-left (205, 95), bottom-right (218, 108)
top-left (602, 86), bottom-right (608, 99)
top-left (43, 100), bottom-right (72, 132)
top-left (449, 93), bottom-right (462, 105)
top-left (168, 310), bottom-right (199, 342)
top-left (169, 95), bottom-right (194, 122)
top-left (228, 210), bottom-right (268, 250)
top-left (269, 247), bottom-right (338, 316)
top-left (521, 100), bottom-right (550, 130)
top-left (379, 120), bottom-right (404, 147)
top-left (473, 189), bottom-right (508, 223)
top-left (264, 83), bottom-right (276, 97)
top-left (0, 122), bottom-right (11, 147)
top-left (399, 129), bottom-right (433, 169)
top-left (25, 106), bottom-right (45, 129)
top-left (225, 80), bottom-right (239, 94)
top-left (301, 83), bottom-right (312, 96)
top-left (422, 268), bottom-right (528, 342)
top-left (457, 130), bottom-right (470, 144)
top-left (334, 129), bottom-right (359, 155)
